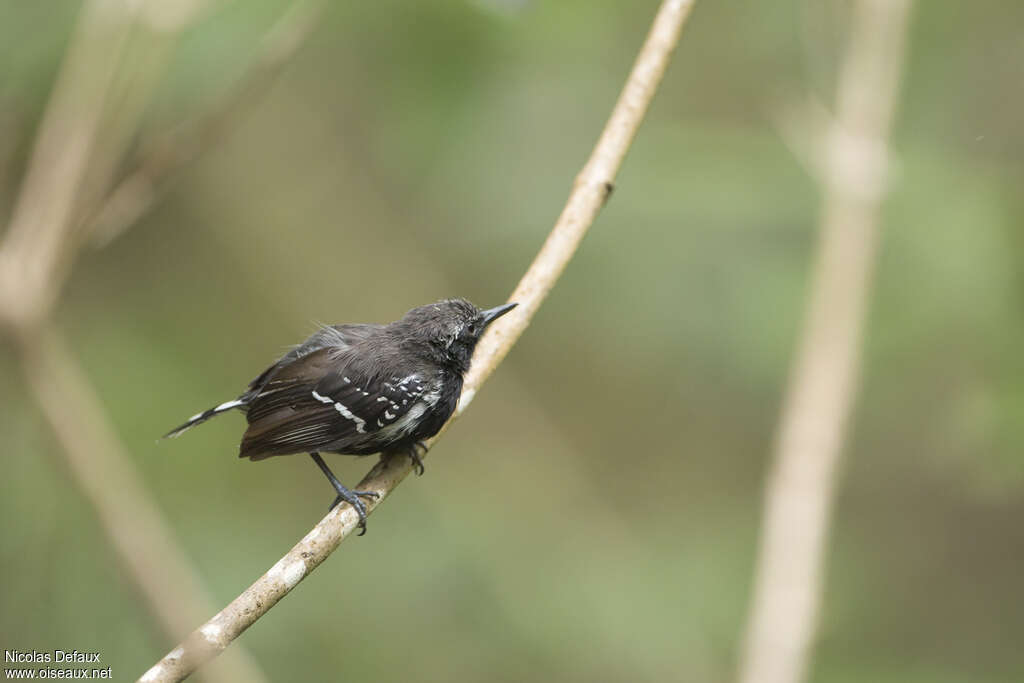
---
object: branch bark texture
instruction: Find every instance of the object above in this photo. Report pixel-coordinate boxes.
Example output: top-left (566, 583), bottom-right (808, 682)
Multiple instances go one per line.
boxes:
top-left (737, 2), bottom-right (914, 683)
top-left (138, 1), bottom-right (696, 680)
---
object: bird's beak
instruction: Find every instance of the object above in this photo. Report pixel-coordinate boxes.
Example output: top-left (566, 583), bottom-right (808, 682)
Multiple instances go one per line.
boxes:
top-left (480, 302), bottom-right (518, 326)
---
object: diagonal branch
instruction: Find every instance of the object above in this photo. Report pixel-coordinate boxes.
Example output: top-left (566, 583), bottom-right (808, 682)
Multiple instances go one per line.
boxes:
top-left (737, 2), bottom-right (915, 683)
top-left (138, 1), bottom-right (697, 681)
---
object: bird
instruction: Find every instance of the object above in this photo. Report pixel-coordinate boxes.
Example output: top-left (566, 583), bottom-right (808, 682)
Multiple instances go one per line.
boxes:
top-left (164, 298), bottom-right (517, 533)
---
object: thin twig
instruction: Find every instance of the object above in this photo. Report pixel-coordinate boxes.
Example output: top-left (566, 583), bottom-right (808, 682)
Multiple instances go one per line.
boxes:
top-left (737, 2), bottom-right (914, 683)
top-left (138, 1), bottom-right (696, 680)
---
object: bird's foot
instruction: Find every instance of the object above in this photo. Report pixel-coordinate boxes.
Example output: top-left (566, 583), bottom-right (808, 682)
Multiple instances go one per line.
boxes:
top-left (409, 441), bottom-right (428, 476)
top-left (328, 488), bottom-right (380, 535)
top-left (310, 452), bottom-right (379, 534)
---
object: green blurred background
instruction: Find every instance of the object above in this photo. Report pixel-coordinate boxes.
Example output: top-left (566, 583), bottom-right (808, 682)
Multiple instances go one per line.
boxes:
top-left (2, 0), bottom-right (1022, 681)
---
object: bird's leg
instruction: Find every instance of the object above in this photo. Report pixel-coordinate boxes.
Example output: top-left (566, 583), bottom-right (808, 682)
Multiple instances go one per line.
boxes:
top-left (409, 441), bottom-right (428, 476)
top-left (309, 452), bottom-right (379, 535)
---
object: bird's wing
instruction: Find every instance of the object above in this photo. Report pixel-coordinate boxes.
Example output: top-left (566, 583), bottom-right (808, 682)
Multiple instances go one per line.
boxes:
top-left (240, 349), bottom-right (437, 460)
top-left (246, 323), bottom-right (385, 391)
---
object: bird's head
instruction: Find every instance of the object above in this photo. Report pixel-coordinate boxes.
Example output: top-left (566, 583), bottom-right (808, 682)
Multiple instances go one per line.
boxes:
top-left (396, 298), bottom-right (517, 373)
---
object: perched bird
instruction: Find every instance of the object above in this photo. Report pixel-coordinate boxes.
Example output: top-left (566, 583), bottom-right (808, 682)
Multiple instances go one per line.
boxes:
top-left (165, 298), bottom-right (517, 533)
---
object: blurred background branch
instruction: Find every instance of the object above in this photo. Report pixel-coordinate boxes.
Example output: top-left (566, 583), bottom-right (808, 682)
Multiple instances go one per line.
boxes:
top-left (83, 0), bottom-right (325, 247)
top-left (139, 1), bottom-right (695, 681)
top-left (14, 327), bottom-right (268, 683)
top-left (737, 2), bottom-right (915, 683)
top-left (4, 0), bottom-right (1021, 680)
top-left (0, 1), bottom-right (324, 681)
top-left (0, 0), bottom-right (142, 329)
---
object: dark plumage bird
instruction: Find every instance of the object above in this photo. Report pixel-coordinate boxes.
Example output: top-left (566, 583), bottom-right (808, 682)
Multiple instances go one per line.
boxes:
top-left (165, 298), bottom-right (517, 533)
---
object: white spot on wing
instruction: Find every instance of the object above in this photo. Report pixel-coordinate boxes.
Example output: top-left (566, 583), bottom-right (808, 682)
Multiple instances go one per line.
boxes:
top-left (379, 393), bottom-right (435, 438)
top-left (312, 390), bottom-right (367, 433)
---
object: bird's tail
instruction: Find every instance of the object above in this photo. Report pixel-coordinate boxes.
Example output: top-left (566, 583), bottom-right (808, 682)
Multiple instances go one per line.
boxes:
top-left (163, 398), bottom-right (246, 439)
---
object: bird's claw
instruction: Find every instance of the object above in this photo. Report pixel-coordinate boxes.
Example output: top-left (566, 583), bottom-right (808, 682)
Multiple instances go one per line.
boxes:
top-left (328, 489), bottom-right (380, 535)
top-left (409, 441), bottom-right (428, 476)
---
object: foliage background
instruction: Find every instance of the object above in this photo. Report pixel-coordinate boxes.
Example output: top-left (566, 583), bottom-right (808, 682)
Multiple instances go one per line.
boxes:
top-left (1, 1), bottom-right (1022, 681)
